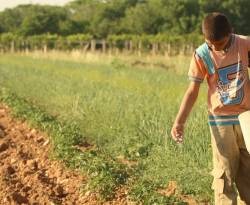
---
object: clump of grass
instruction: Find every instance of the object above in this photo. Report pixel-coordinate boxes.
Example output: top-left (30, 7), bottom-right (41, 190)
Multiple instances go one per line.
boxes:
top-left (129, 179), bottom-right (188, 205)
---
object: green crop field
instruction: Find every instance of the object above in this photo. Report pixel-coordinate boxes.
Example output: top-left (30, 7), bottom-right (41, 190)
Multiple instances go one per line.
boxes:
top-left (0, 52), bottom-right (213, 204)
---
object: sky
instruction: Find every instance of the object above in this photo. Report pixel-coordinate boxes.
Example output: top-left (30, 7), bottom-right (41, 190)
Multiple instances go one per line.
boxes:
top-left (0, 0), bottom-right (75, 11)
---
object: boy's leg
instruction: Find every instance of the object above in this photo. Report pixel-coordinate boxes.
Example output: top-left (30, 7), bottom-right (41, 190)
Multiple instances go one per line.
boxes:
top-left (210, 125), bottom-right (240, 205)
top-left (234, 125), bottom-right (250, 204)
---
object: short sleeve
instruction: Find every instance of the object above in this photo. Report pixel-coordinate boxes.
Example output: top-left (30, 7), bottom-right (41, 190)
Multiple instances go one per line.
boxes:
top-left (245, 36), bottom-right (250, 51)
top-left (239, 35), bottom-right (250, 51)
top-left (245, 37), bottom-right (250, 67)
top-left (188, 52), bottom-right (207, 83)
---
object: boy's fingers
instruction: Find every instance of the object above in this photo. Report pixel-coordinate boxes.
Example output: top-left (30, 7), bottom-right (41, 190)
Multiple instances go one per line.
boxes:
top-left (176, 137), bottom-right (183, 144)
top-left (175, 134), bottom-right (183, 143)
top-left (171, 124), bottom-right (184, 143)
top-left (171, 130), bottom-right (177, 140)
top-left (172, 134), bottom-right (182, 143)
top-left (171, 129), bottom-right (184, 143)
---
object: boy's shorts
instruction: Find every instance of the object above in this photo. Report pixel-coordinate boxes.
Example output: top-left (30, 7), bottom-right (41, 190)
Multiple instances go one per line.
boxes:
top-left (210, 124), bottom-right (250, 205)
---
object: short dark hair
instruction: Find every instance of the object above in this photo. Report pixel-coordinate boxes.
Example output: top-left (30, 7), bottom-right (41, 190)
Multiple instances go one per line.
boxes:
top-left (202, 12), bottom-right (232, 41)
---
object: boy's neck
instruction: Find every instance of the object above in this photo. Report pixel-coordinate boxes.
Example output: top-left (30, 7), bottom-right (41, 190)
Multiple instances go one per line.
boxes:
top-left (207, 34), bottom-right (234, 53)
top-left (223, 34), bottom-right (234, 53)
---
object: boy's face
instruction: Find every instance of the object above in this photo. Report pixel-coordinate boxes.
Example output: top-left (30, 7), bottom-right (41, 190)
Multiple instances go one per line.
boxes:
top-left (205, 34), bottom-right (231, 51)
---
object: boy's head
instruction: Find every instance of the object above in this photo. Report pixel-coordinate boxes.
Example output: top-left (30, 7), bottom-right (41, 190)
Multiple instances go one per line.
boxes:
top-left (202, 12), bottom-right (232, 51)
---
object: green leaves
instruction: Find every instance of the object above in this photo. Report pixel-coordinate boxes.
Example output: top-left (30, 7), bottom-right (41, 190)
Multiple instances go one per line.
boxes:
top-left (1, 0), bottom-right (250, 38)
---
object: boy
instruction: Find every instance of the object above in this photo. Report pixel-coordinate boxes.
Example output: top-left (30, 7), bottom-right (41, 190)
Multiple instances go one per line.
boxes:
top-left (171, 12), bottom-right (250, 205)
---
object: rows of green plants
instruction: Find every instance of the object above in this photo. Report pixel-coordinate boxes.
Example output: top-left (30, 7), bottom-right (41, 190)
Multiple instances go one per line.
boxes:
top-left (0, 33), bottom-right (203, 52)
top-left (0, 54), bottom-right (213, 204)
top-left (0, 87), bottom-right (188, 205)
top-left (107, 33), bottom-right (203, 46)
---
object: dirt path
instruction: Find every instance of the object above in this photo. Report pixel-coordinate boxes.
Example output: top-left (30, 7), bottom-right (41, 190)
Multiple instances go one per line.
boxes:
top-left (0, 104), bottom-right (130, 205)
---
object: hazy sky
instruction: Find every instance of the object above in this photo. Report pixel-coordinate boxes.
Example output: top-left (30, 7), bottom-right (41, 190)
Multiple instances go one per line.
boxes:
top-left (0, 0), bottom-right (75, 11)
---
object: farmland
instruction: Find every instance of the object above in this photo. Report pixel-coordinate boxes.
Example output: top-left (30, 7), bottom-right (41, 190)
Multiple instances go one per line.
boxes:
top-left (0, 52), bottom-right (212, 204)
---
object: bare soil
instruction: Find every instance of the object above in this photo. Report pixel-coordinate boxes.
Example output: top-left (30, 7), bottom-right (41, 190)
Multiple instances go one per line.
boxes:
top-left (0, 104), bottom-right (131, 205)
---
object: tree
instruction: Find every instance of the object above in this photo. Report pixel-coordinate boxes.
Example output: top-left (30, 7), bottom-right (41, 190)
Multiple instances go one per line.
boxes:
top-left (68, 0), bottom-right (142, 38)
top-left (0, 0), bottom-right (250, 37)
top-left (120, 0), bottom-right (165, 34)
top-left (159, 0), bottom-right (200, 34)
top-left (58, 19), bottom-right (86, 36)
top-left (0, 6), bottom-right (26, 33)
top-left (19, 5), bottom-right (67, 36)
top-left (220, 0), bottom-right (250, 35)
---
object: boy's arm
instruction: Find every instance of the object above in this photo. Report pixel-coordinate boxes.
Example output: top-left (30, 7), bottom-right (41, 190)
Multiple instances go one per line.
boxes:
top-left (171, 81), bottom-right (201, 143)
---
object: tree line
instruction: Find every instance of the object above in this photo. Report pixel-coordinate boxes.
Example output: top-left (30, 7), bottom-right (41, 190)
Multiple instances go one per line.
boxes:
top-left (0, 0), bottom-right (250, 54)
top-left (1, 0), bottom-right (250, 37)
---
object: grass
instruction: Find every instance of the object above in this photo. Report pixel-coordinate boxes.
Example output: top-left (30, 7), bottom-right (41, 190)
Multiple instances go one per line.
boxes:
top-left (0, 51), bottom-right (213, 204)
top-left (0, 88), bottom-right (133, 202)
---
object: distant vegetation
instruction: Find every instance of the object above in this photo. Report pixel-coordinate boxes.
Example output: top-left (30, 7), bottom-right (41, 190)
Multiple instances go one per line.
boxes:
top-left (0, 33), bottom-right (204, 55)
top-left (1, 0), bottom-right (250, 37)
top-left (0, 0), bottom-right (250, 55)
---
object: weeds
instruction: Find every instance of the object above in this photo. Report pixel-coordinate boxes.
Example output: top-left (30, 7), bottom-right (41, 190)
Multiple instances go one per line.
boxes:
top-left (0, 53), bottom-right (213, 204)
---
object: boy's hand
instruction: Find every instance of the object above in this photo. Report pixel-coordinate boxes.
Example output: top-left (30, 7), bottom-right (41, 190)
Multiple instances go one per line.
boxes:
top-left (171, 124), bottom-right (184, 144)
top-left (171, 81), bottom-right (200, 144)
